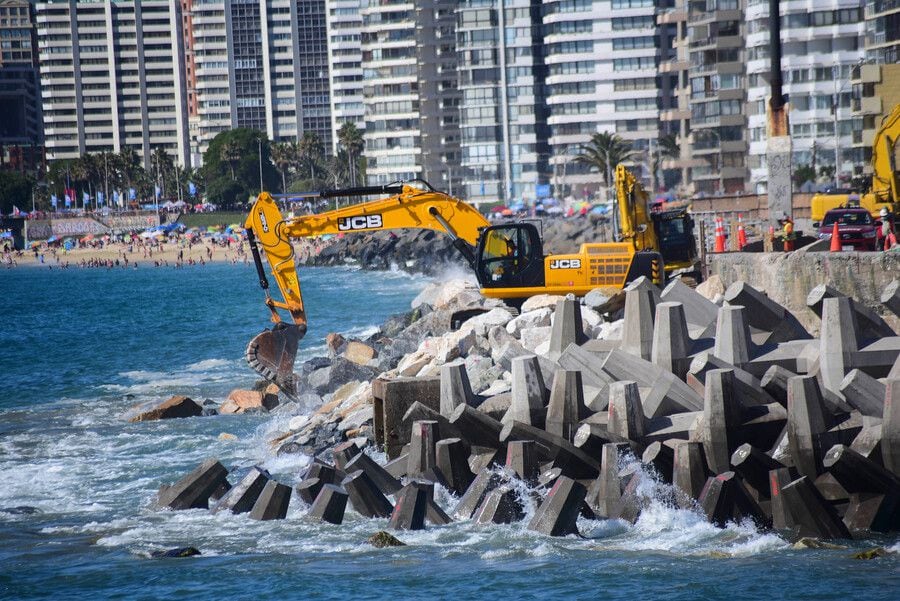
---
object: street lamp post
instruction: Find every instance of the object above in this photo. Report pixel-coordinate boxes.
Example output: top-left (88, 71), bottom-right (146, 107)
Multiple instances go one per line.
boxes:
top-left (257, 138), bottom-right (264, 193)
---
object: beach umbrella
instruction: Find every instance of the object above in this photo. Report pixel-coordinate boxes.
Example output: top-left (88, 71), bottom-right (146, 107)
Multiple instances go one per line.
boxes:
top-left (31, 240), bottom-right (41, 248)
top-left (47, 236), bottom-right (58, 243)
top-left (490, 205), bottom-right (509, 213)
top-left (501, 208), bottom-right (514, 216)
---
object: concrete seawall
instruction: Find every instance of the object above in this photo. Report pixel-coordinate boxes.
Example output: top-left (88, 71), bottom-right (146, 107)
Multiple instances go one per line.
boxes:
top-left (708, 251), bottom-right (900, 333)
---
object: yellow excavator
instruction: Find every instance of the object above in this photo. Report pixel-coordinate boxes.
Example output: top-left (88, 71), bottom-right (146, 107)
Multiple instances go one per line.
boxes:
top-left (810, 103), bottom-right (900, 222)
top-left (242, 178), bottom-right (669, 391)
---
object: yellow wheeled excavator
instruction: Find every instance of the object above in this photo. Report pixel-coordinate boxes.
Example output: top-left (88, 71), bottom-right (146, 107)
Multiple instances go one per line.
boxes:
top-left (243, 179), bottom-right (665, 392)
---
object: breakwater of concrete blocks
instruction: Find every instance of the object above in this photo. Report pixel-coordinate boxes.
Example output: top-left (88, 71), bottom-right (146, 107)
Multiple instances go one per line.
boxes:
top-left (155, 275), bottom-right (900, 542)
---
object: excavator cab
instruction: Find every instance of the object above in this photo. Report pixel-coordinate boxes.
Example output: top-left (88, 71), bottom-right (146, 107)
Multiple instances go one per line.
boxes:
top-left (474, 224), bottom-right (545, 289)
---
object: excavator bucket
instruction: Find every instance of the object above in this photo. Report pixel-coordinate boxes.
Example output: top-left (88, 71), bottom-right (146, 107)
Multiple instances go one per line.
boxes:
top-left (245, 322), bottom-right (305, 397)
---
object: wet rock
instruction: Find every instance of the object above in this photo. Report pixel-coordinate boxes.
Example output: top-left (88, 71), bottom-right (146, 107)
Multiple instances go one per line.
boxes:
top-left (326, 332), bottom-right (347, 357)
top-left (367, 530), bottom-right (406, 548)
top-left (219, 389), bottom-right (278, 415)
top-left (307, 358), bottom-right (377, 395)
top-left (150, 547), bottom-right (201, 559)
top-left (791, 538), bottom-right (847, 550)
top-left (852, 547), bottom-right (891, 559)
top-left (1, 506), bottom-right (39, 515)
top-left (127, 395), bottom-right (203, 422)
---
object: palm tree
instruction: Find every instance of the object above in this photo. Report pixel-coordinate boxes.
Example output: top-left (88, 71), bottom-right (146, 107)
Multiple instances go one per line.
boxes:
top-left (270, 142), bottom-right (296, 193)
top-left (658, 132), bottom-right (681, 189)
top-left (337, 122), bottom-right (364, 187)
top-left (573, 132), bottom-right (637, 188)
top-left (220, 140), bottom-right (240, 181)
top-left (297, 132), bottom-right (324, 181)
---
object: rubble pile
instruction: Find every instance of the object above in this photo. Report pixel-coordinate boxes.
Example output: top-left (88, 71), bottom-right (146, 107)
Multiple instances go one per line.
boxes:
top-left (156, 276), bottom-right (900, 541)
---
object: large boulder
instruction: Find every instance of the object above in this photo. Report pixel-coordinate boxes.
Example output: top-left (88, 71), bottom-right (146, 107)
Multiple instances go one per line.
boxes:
top-left (506, 308), bottom-right (552, 337)
top-left (306, 358), bottom-right (377, 395)
top-left (344, 341), bottom-right (378, 366)
top-left (127, 395), bottom-right (203, 422)
top-left (219, 389), bottom-right (279, 415)
top-left (521, 294), bottom-right (565, 312)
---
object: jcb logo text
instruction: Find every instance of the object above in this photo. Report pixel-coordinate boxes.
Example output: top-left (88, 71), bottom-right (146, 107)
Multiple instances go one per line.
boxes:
top-left (337, 214), bottom-right (383, 231)
top-left (549, 259), bottom-right (581, 269)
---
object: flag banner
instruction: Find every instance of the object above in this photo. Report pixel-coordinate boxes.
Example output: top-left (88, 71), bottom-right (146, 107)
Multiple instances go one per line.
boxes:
top-left (155, 186), bottom-right (161, 199)
top-left (188, 182), bottom-right (196, 197)
top-left (65, 188), bottom-right (76, 204)
top-left (129, 188), bottom-right (136, 200)
top-left (65, 194), bottom-right (72, 207)
top-left (12, 206), bottom-right (21, 217)
top-left (51, 195), bottom-right (58, 208)
top-left (82, 192), bottom-right (90, 204)
top-left (97, 192), bottom-right (104, 205)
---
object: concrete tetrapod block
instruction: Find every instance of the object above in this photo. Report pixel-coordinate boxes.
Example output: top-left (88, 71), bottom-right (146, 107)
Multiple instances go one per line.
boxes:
top-left (601, 350), bottom-right (703, 417)
top-left (384, 453), bottom-right (409, 480)
top-left (701, 369), bottom-right (742, 475)
top-left (713, 305), bottom-right (752, 367)
top-left (156, 458), bottom-right (230, 511)
top-left (723, 281), bottom-right (810, 344)
top-left (839, 369), bottom-right (886, 418)
top-left (372, 376), bottom-right (441, 459)
top-left (689, 352), bottom-right (775, 408)
top-left (503, 355), bottom-right (548, 427)
top-left (573, 423), bottom-right (627, 458)
top-left (332, 441), bottom-right (361, 472)
top-left (500, 421), bottom-right (599, 479)
top-left (548, 298), bottom-right (588, 359)
top-left (760, 365), bottom-right (796, 407)
top-left (729, 443), bottom-right (784, 501)
top-left (787, 375), bottom-right (830, 480)
top-left (453, 468), bottom-right (502, 520)
top-left (608, 380), bottom-right (646, 442)
top-left (407, 420), bottom-right (439, 480)
top-left (343, 470), bottom-right (393, 519)
top-left (449, 404), bottom-right (504, 449)
top-left (249, 480), bottom-right (292, 521)
top-left (807, 284), bottom-right (894, 340)
top-left (343, 452), bottom-right (402, 496)
top-left (819, 297), bottom-right (861, 398)
top-left (651, 301), bottom-right (692, 381)
top-left (527, 476), bottom-right (587, 537)
top-left (212, 467), bottom-right (270, 514)
top-left (621, 287), bottom-right (657, 361)
top-left (881, 279), bottom-right (900, 318)
top-left (823, 444), bottom-right (900, 495)
top-left (389, 483), bottom-right (427, 530)
top-left (308, 483), bottom-right (348, 525)
top-left (546, 370), bottom-right (585, 441)
top-left (885, 379), bottom-right (900, 477)
top-left (436, 438), bottom-right (475, 496)
top-left (660, 278), bottom-right (719, 338)
top-left (440, 360), bottom-right (473, 418)
top-left (409, 480), bottom-right (453, 526)
top-left (469, 448), bottom-right (504, 475)
top-left (672, 441), bottom-right (710, 508)
top-left (401, 402), bottom-right (463, 445)
top-left (768, 468), bottom-right (795, 531)
top-left (505, 440), bottom-right (539, 484)
top-left (296, 477), bottom-right (326, 505)
top-left (588, 442), bottom-right (631, 517)
top-left (698, 471), bottom-right (768, 528)
top-left (776, 476), bottom-right (850, 540)
top-left (642, 441), bottom-right (675, 483)
top-left (474, 485), bottom-right (525, 525)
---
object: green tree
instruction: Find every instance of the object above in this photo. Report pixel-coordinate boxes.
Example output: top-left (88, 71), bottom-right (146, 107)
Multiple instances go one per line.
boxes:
top-left (658, 132), bottom-right (681, 188)
top-left (793, 164), bottom-right (816, 189)
top-left (297, 132), bottom-right (325, 181)
top-left (270, 141), bottom-right (296, 193)
top-left (337, 122), bottom-right (364, 187)
top-left (0, 171), bottom-right (33, 214)
top-left (573, 132), bottom-right (636, 188)
top-left (201, 129), bottom-right (279, 207)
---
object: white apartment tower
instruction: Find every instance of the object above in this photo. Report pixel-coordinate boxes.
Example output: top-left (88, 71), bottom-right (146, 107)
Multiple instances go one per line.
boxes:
top-left (359, 1), bottom-right (460, 188)
top-left (543, 0), bottom-right (677, 198)
top-left (325, 0), bottom-right (364, 155)
top-left (189, 0), bottom-right (332, 161)
top-left (746, 0), bottom-right (865, 192)
top-left (36, 0), bottom-right (191, 167)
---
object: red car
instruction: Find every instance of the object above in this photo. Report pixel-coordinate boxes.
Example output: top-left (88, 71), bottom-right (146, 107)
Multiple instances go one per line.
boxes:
top-left (818, 208), bottom-right (878, 251)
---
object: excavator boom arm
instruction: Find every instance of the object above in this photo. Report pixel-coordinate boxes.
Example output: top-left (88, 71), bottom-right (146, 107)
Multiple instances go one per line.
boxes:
top-left (615, 164), bottom-right (660, 252)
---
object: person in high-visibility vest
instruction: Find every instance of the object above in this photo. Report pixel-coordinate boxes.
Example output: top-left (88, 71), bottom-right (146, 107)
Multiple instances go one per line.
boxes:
top-left (779, 213), bottom-right (795, 251)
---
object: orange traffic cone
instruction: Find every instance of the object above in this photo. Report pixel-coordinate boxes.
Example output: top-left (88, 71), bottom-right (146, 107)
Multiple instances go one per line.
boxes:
top-left (714, 217), bottom-right (726, 253)
top-left (829, 222), bottom-right (841, 252)
top-left (737, 214), bottom-right (747, 249)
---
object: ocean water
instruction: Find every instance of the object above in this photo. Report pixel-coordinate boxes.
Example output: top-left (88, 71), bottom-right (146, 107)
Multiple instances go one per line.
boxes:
top-left (1, 263), bottom-right (899, 600)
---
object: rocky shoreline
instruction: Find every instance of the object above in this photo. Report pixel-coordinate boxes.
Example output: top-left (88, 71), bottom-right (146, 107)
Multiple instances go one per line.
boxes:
top-left (133, 271), bottom-right (900, 545)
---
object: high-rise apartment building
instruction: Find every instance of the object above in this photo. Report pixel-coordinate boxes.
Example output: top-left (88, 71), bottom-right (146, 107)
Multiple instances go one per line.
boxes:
top-left (658, 0), bottom-right (692, 191)
top-left (686, 0), bottom-right (748, 196)
top-left (36, 0), bottom-right (191, 167)
top-left (0, 0), bottom-right (42, 148)
top-left (746, 0), bottom-right (865, 192)
top-left (325, 0), bottom-right (364, 155)
top-left (544, 0), bottom-right (677, 199)
top-left (185, 0), bottom-right (333, 162)
top-left (864, 0), bottom-right (899, 63)
top-left (359, 1), bottom-right (459, 189)
top-left (455, 0), bottom-right (549, 203)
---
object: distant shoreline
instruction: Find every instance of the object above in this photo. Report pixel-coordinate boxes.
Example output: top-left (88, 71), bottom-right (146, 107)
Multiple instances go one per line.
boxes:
top-left (3, 241), bottom-right (251, 269)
